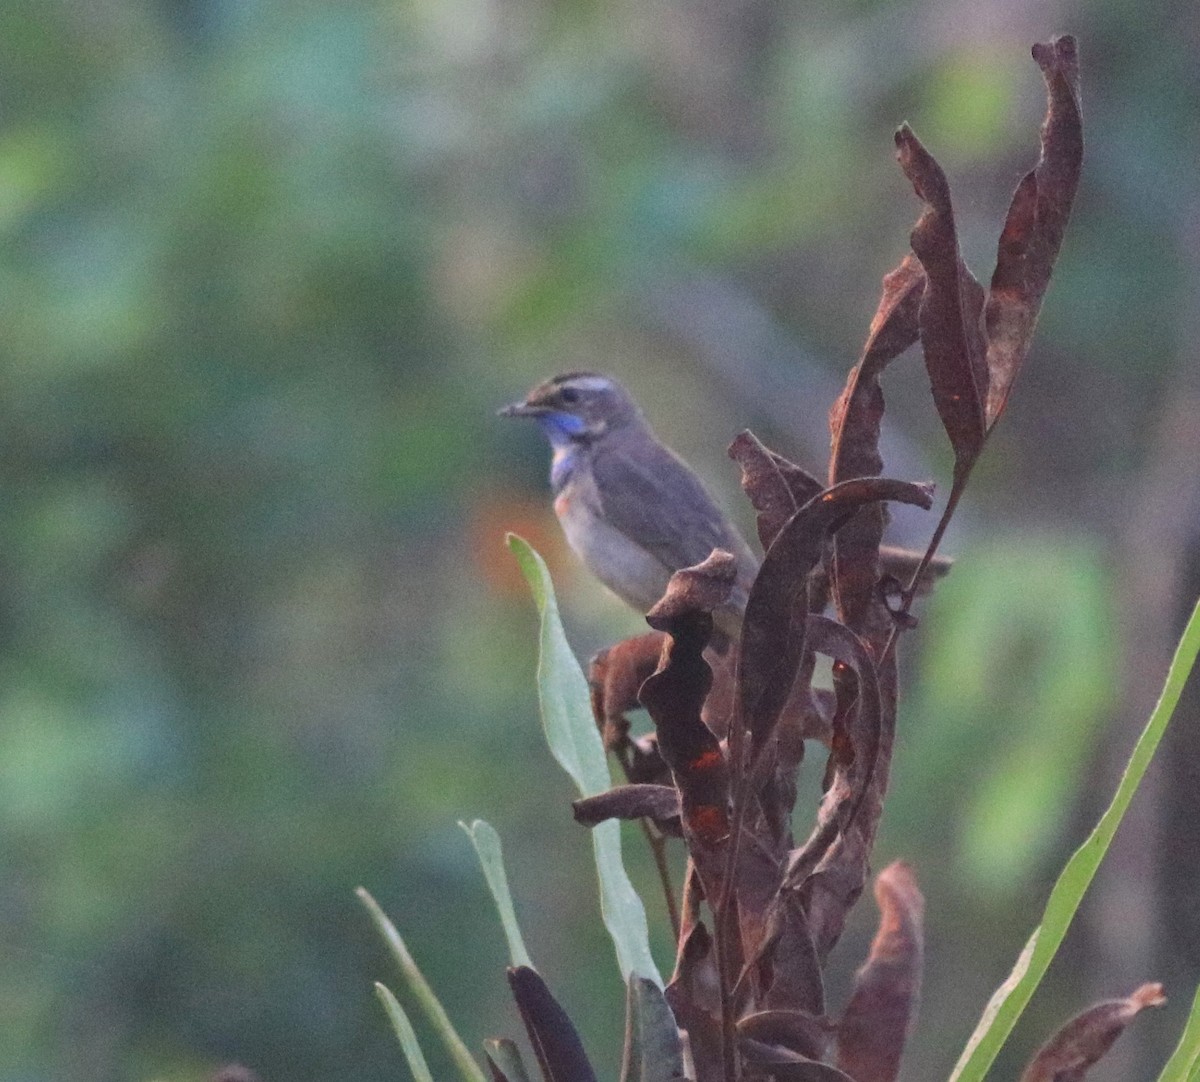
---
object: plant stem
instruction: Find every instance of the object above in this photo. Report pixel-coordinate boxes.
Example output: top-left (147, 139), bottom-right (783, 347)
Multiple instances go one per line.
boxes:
top-left (714, 708), bottom-right (752, 1082)
top-left (640, 819), bottom-right (681, 942)
top-left (880, 461), bottom-right (972, 665)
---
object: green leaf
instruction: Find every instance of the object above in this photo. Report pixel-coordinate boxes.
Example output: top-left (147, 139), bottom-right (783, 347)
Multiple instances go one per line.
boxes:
top-left (620, 975), bottom-right (685, 1082)
top-left (507, 533), bottom-right (662, 987)
top-left (1156, 981), bottom-right (1200, 1082)
top-left (507, 533), bottom-right (610, 794)
top-left (374, 982), bottom-right (435, 1082)
top-left (485, 1037), bottom-right (533, 1082)
top-left (950, 597), bottom-right (1200, 1082)
top-left (460, 819), bottom-right (533, 969)
top-left (357, 887), bottom-right (487, 1082)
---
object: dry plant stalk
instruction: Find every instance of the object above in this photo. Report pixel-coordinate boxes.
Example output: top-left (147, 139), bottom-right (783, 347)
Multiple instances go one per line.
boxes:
top-left (495, 35), bottom-right (1160, 1082)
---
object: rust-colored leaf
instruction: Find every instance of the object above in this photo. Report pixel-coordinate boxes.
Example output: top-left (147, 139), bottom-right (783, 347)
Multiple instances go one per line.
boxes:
top-left (835, 861), bottom-right (925, 1082)
top-left (640, 552), bottom-right (736, 854)
top-left (1018, 982), bottom-right (1165, 1082)
top-left (739, 479), bottom-right (933, 758)
top-left (985, 35), bottom-right (1083, 429)
top-left (572, 784), bottom-right (681, 832)
top-left (729, 431), bottom-right (823, 551)
top-left (895, 125), bottom-right (987, 471)
top-left (590, 632), bottom-right (669, 753)
top-left (826, 255), bottom-right (925, 633)
top-left (507, 966), bottom-right (599, 1082)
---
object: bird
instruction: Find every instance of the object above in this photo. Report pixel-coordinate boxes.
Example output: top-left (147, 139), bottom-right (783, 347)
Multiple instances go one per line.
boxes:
top-left (499, 372), bottom-right (758, 639)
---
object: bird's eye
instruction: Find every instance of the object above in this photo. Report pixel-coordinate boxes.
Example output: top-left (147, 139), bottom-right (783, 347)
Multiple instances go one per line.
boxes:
top-left (559, 387), bottom-right (580, 405)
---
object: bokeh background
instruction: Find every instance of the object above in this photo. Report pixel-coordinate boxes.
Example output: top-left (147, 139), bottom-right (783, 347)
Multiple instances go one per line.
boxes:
top-left (2, 1), bottom-right (1199, 1080)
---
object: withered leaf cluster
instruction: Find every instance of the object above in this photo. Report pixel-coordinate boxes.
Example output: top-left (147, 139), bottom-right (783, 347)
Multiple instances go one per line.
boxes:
top-left (489, 36), bottom-right (1154, 1082)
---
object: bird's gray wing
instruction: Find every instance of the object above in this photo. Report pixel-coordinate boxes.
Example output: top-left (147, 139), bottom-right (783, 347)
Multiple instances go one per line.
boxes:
top-left (590, 436), bottom-right (756, 576)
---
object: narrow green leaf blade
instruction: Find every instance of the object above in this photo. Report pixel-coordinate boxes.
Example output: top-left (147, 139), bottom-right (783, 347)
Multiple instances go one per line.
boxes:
top-left (1156, 982), bottom-right (1200, 1082)
top-left (950, 598), bottom-right (1200, 1082)
top-left (374, 982), bottom-right (434, 1082)
top-left (485, 1038), bottom-right (533, 1082)
top-left (508, 533), bottom-right (609, 793)
top-left (508, 533), bottom-right (662, 987)
top-left (461, 819), bottom-right (533, 969)
top-left (357, 887), bottom-right (487, 1082)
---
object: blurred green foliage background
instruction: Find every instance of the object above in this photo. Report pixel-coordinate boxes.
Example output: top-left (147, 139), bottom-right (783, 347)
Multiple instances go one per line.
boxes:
top-left (1, 1), bottom-right (1198, 1080)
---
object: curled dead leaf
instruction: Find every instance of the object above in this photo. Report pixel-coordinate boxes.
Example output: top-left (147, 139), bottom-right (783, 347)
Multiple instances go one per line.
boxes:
top-left (729, 431), bottom-right (824, 551)
top-left (835, 862), bottom-right (925, 1082)
top-left (1018, 982), bottom-right (1164, 1082)
top-left (739, 478), bottom-right (933, 758)
top-left (640, 554), bottom-right (734, 855)
top-left (895, 125), bottom-right (987, 472)
top-left (985, 35), bottom-right (1083, 429)
top-left (572, 784), bottom-right (681, 833)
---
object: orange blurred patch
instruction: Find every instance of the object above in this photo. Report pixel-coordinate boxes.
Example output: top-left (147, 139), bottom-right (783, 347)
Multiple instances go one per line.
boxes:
top-left (468, 490), bottom-right (574, 598)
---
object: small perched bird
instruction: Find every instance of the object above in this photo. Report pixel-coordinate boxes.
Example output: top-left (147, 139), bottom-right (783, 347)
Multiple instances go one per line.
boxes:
top-left (500, 372), bottom-right (758, 638)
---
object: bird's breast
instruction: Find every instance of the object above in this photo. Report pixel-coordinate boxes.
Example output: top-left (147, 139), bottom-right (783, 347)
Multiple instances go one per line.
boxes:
top-left (552, 475), bottom-right (671, 614)
top-left (551, 438), bottom-right (591, 493)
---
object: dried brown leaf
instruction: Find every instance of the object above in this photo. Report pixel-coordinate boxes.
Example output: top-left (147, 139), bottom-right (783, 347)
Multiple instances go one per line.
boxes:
top-left (835, 862), bottom-right (925, 1082)
top-left (729, 431), bottom-right (824, 551)
top-left (738, 1039), bottom-right (856, 1081)
top-left (725, 838), bottom-right (787, 1002)
top-left (830, 255), bottom-right (926, 483)
top-left (640, 552), bottom-right (736, 855)
top-left (782, 617), bottom-right (882, 901)
top-left (985, 35), bottom-right (1083, 429)
top-left (828, 255), bottom-right (925, 632)
top-left (572, 784), bottom-right (681, 832)
top-left (589, 632), bottom-right (669, 752)
top-left (739, 479), bottom-right (933, 758)
top-left (795, 638), bottom-right (899, 963)
top-left (1018, 982), bottom-right (1165, 1082)
top-left (507, 966), bottom-right (599, 1082)
top-left (665, 923), bottom-right (724, 1082)
top-left (648, 550), bottom-right (740, 624)
top-left (752, 885), bottom-right (825, 1016)
top-left (737, 1010), bottom-right (829, 1063)
top-left (895, 125), bottom-right (987, 471)
top-left (700, 637), bottom-right (739, 742)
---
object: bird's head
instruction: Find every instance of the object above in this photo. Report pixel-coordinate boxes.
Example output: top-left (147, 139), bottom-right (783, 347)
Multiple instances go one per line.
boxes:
top-left (498, 372), bottom-right (640, 446)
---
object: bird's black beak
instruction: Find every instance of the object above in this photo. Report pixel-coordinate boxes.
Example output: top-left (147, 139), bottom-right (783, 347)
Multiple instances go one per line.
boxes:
top-left (497, 400), bottom-right (543, 418)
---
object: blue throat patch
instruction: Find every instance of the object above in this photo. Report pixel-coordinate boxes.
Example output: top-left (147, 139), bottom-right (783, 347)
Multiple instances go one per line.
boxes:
top-left (535, 411), bottom-right (586, 446)
top-left (535, 412), bottom-right (586, 492)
